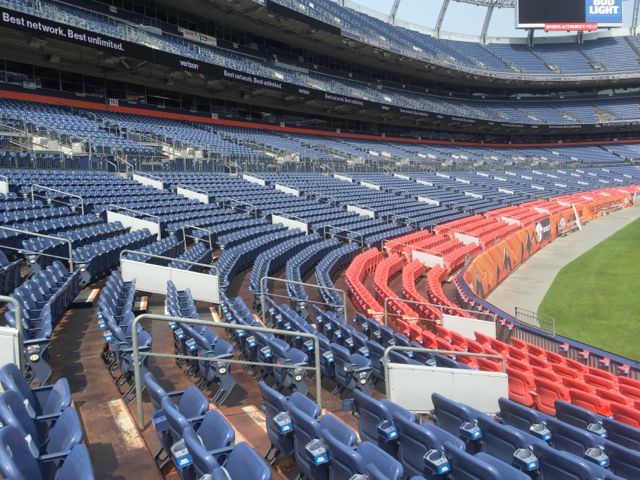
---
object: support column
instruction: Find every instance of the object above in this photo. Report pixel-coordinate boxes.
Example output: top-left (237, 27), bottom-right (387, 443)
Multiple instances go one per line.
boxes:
top-left (481, 3), bottom-right (496, 44)
top-left (389, 0), bottom-right (402, 24)
top-left (435, 0), bottom-right (451, 38)
top-left (633, 0), bottom-right (640, 36)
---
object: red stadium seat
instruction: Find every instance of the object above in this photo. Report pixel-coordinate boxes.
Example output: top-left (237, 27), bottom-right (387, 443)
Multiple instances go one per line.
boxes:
top-left (507, 367), bottom-right (536, 407)
top-left (552, 363), bottom-right (581, 380)
top-left (569, 389), bottom-right (612, 416)
top-left (477, 357), bottom-right (502, 372)
top-left (618, 376), bottom-right (640, 390)
top-left (507, 357), bottom-right (532, 373)
top-left (611, 403), bottom-right (640, 428)
top-left (596, 388), bottom-right (632, 407)
top-left (532, 366), bottom-right (559, 383)
top-left (534, 377), bottom-right (570, 415)
top-left (564, 358), bottom-right (589, 374)
top-left (508, 345), bottom-right (529, 362)
top-left (619, 384), bottom-right (640, 402)
top-left (562, 377), bottom-right (595, 394)
top-left (545, 351), bottom-right (566, 365)
top-left (583, 373), bottom-right (615, 391)
top-left (528, 355), bottom-right (551, 370)
top-left (474, 331), bottom-right (492, 345)
top-left (586, 366), bottom-right (617, 384)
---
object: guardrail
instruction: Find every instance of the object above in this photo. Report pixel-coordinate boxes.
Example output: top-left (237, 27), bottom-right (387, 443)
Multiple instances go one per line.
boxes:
top-left (0, 226), bottom-right (74, 271)
top-left (515, 307), bottom-right (556, 336)
top-left (31, 184), bottom-right (85, 215)
top-left (131, 314), bottom-right (322, 428)
top-left (259, 276), bottom-right (349, 325)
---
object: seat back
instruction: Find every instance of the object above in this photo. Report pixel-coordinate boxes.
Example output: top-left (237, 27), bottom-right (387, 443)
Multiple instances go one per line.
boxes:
top-left (444, 445), bottom-right (501, 480)
top-left (258, 381), bottom-right (292, 454)
top-left (322, 429), bottom-right (365, 480)
top-left (603, 416), bottom-right (640, 450)
top-left (476, 415), bottom-right (546, 465)
top-left (177, 386), bottom-right (209, 419)
top-left (432, 393), bottom-right (480, 437)
top-left (143, 372), bottom-right (167, 411)
top-left (182, 426), bottom-right (220, 477)
top-left (394, 414), bottom-right (452, 478)
top-left (0, 364), bottom-right (34, 411)
top-left (498, 397), bottom-right (547, 433)
top-left (197, 410), bottom-right (235, 451)
top-left (0, 425), bottom-right (43, 480)
top-left (0, 390), bottom-right (38, 442)
top-left (224, 442), bottom-right (271, 480)
top-left (46, 407), bottom-right (84, 454)
top-left (547, 417), bottom-right (603, 458)
top-left (161, 396), bottom-right (190, 444)
top-left (54, 444), bottom-right (95, 480)
top-left (534, 443), bottom-right (599, 480)
top-left (352, 389), bottom-right (393, 444)
top-left (555, 400), bottom-right (603, 433)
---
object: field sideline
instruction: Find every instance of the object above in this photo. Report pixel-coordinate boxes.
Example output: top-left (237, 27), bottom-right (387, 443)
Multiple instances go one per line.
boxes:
top-left (538, 217), bottom-right (640, 360)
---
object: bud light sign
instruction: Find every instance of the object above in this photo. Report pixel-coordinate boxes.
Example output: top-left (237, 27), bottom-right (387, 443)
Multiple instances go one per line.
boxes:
top-left (586, 0), bottom-right (622, 24)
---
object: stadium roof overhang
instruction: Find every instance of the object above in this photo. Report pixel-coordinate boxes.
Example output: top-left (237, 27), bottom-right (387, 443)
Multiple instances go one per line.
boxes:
top-left (1, 23), bottom-right (638, 140)
top-left (154, 0), bottom-right (640, 91)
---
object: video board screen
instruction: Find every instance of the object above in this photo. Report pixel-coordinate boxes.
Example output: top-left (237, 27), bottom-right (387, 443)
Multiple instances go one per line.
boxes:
top-left (517, 0), bottom-right (623, 30)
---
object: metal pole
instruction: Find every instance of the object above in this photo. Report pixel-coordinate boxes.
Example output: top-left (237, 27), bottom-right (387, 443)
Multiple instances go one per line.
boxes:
top-left (0, 226), bottom-right (74, 272)
top-left (0, 296), bottom-right (24, 374)
top-left (382, 345), bottom-right (507, 399)
top-left (119, 249), bottom-right (219, 276)
top-left (259, 276), bottom-right (349, 325)
top-left (131, 314), bottom-right (322, 429)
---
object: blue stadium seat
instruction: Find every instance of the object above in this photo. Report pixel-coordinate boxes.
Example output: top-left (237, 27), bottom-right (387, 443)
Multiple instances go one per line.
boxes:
top-left (0, 363), bottom-right (71, 418)
top-left (0, 426), bottom-right (94, 480)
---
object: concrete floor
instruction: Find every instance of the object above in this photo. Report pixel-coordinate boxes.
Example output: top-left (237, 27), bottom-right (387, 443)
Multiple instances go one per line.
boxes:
top-left (486, 205), bottom-right (640, 316)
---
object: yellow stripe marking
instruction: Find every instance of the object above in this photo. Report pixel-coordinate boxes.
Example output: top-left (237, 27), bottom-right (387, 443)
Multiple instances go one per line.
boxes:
top-left (107, 399), bottom-right (145, 450)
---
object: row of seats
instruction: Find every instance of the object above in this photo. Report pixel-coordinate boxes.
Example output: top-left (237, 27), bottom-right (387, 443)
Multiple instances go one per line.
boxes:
top-left (0, 363), bottom-right (94, 479)
top-left (144, 372), bottom-right (271, 478)
top-left (5, 262), bottom-right (81, 384)
top-left (97, 271), bottom-right (152, 404)
top-left (166, 281), bottom-right (237, 405)
top-left (0, 250), bottom-right (23, 295)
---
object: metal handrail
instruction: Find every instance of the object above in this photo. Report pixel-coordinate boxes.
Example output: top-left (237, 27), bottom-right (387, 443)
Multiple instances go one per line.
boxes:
top-left (119, 249), bottom-right (219, 276)
top-left (382, 345), bottom-right (507, 399)
top-left (180, 225), bottom-right (214, 250)
top-left (0, 296), bottom-right (24, 374)
top-left (322, 225), bottom-right (365, 247)
top-left (382, 297), bottom-right (497, 326)
top-left (31, 184), bottom-right (85, 215)
top-left (259, 276), bottom-right (349, 325)
top-left (132, 314), bottom-right (322, 429)
top-left (0, 226), bottom-right (74, 271)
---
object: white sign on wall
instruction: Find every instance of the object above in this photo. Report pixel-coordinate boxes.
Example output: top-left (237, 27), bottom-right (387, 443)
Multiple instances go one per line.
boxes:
top-left (242, 173), bottom-right (266, 186)
top-left (177, 186), bottom-right (209, 204)
top-left (347, 204), bottom-right (376, 219)
top-left (132, 173), bottom-right (164, 190)
top-left (107, 210), bottom-right (161, 238)
top-left (274, 183), bottom-right (301, 197)
top-left (271, 214), bottom-right (308, 233)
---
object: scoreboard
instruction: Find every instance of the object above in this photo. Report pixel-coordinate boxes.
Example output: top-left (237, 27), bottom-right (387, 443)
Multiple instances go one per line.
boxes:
top-left (517, 0), bottom-right (623, 30)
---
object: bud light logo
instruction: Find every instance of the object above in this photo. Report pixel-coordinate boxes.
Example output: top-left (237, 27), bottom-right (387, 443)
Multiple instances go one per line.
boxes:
top-left (586, 0), bottom-right (622, 24)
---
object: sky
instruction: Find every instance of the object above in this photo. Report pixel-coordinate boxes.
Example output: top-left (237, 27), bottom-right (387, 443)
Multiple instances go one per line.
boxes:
top-left (351, 0), bottom-right (633, 38)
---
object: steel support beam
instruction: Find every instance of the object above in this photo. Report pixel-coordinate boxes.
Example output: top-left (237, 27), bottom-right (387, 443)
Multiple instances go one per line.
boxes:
top-left (633, 0), bottom-right (640, 36)
top-left (389, 0), bottom-right (402, 23)
top-left (481, 3), bottom-right (496, 44)
top-left (436, 0), bottom-right (451, 38)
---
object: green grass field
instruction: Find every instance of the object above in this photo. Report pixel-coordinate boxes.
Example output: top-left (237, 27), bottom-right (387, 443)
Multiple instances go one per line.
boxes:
top-left (538, 217), bottom-right (640, 361)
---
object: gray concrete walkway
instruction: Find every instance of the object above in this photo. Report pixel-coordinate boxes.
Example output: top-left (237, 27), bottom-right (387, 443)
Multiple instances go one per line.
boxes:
top-left (486, 206), bottom-right (640, 316)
